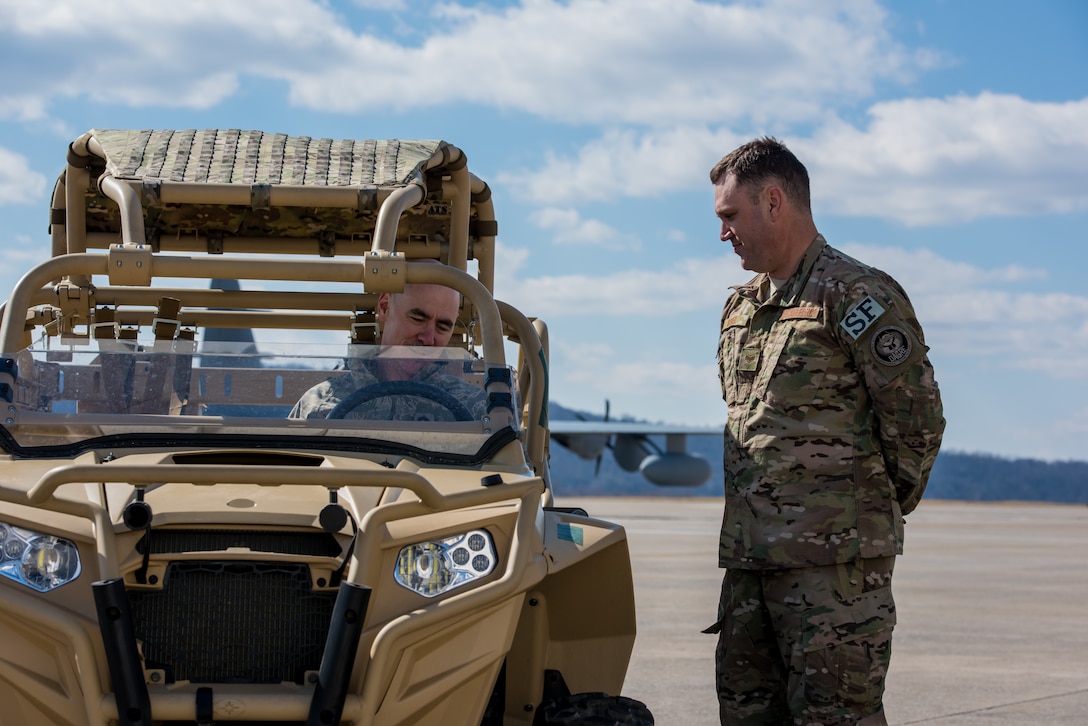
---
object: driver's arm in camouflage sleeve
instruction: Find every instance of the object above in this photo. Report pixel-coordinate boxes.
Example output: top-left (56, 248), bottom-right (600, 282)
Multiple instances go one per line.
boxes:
top-left (838, 276), bottom-right (946, 515)
top-left (290, 367), bottom-right (376, 419)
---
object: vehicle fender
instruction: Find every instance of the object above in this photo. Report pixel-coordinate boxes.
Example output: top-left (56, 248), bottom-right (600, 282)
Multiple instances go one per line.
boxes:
top-left (501, 510), bottom-right (637, 717)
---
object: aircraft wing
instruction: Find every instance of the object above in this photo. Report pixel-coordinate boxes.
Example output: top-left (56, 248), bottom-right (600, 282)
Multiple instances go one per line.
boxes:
top-left (549, 419), bottom-right (720, 487)
top-left (550, 421), bottom-right (720, 436)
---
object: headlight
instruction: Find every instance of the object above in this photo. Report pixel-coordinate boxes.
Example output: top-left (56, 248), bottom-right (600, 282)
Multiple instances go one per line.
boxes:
top-left (0, 522), bottom-right (82, 592)
top-left (394, 529), bottom-right (497, 598)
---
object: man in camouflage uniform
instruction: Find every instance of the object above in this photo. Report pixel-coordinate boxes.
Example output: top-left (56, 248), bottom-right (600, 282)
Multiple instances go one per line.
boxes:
top-left (704, 137), bottom-right (945, 725)
top-left (292, 282), bottom-right (488, 422)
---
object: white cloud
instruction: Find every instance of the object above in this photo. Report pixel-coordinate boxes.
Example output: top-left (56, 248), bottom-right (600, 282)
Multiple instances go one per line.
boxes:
top-left (803, 94), bottom-right (1088, 225)
top-left (552, 338), bottom-right (615, 368)
top-left (495, 253), bottom-right (740, 318)
top-left (0, 147), bottom-right (47, 205)
top-left (0, 234), bottom-right (49, 304)
top-left (285, 0), bottom-right (927, 125)
top-left (839, 244), bottom-right (1050, 296)
top-left (4, 234), bottom-right (43, 260)
top-left (0, 94), bottom-right (51, 123)
top-left (10, 1), bottom-right (1082, 230)
top-left (0, 0), bottom-right (928, 126)
top-left (4, 0), bottom-right (1081, 231)
top-left (841, 244), bottom-right (1088, 372)
top-left (1, 0), bottom-right (346, 109)
top-left (352, 0), bottom-right (407, 10)
top-left (498, 126), bottom-right (739, 204)
top-left (505, 93), bottom-right (1088, 225)
top-left (493, 240), bottom-right (530, 277)
top-left (557, 357), bottom-right (725, 426)
top-left (529, 208), bottom-right (630, 248)
top-left (490, 247), bottom-right (734, 426)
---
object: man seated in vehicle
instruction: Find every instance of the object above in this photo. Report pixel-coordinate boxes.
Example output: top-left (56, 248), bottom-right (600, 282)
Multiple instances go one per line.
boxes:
top-left (290, 281), bottom-right (489, 422)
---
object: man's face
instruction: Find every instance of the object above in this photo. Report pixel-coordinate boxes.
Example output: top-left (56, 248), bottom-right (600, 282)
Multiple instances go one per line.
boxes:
top-left (375, 284), bottom-right (460, 379)
top-left (714, 174), bottom-right (788, 277)
top-left (377, 284), bottom-right (460, 347)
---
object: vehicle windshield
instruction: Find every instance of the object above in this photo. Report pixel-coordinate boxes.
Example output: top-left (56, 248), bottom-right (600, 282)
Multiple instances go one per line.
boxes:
top-left (0, 340), bottom-right (519, 462)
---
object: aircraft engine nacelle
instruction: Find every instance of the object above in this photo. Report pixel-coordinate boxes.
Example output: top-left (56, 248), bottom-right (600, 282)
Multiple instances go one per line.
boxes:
top-left (552, 432), bottom-right (609, 461)
top-left (613, 434), bottom-right (652, 472)
top-left (549, 421), bottom-right (718, 487)
top-left (639, 452), bottom-right (712, 488)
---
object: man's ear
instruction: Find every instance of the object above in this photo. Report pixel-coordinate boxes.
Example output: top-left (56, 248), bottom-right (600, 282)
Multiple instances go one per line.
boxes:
top-left (765, 185), bottom-right (784, 222)
top-left (375, 292), bottom-right (391, 323)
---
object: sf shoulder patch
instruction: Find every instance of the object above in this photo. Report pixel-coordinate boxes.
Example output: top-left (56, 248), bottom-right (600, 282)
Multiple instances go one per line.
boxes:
top-left (870, 325), bottom-right (913, 366)
top-left (840, 294), bottom-right (885, 340)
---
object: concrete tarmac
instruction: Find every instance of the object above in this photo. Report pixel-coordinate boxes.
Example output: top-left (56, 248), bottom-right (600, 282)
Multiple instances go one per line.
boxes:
top-left (556, 497), bottom-right (1088, 725)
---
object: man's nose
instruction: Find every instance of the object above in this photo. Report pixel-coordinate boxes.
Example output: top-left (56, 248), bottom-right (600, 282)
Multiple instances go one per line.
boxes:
top-left (416, 325), bottom-right (438, 345)
top-left (720, 224), bottom-right (734, 242)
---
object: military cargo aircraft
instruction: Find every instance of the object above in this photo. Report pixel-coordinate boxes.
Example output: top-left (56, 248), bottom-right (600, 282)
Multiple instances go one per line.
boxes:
top-left (549, 415), bottom-right (716, 488)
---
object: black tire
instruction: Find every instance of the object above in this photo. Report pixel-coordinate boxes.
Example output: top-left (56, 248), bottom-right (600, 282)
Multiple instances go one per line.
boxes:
top-left (536, 692), bottom-right (654, 726)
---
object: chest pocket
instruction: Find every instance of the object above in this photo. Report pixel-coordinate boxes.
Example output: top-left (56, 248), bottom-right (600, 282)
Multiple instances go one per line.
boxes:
top-left (718, 314), bottom-right (751, 406)
top-left (758, 308), bottom-right (837, 421)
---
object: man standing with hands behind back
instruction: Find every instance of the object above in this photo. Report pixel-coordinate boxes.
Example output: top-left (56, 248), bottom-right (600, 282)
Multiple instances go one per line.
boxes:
top-left (705, 137), bottom-right (945, 725)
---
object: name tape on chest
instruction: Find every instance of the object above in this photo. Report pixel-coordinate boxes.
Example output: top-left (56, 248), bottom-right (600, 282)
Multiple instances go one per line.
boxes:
top-left (840, 294), bottom-right (885, 340)
top-left (779, 306), bottom-right (821, 321)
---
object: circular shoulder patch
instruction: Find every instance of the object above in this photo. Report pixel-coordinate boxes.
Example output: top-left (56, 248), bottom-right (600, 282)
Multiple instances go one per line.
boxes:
top-left (870, 325), bottom-right (912, 365)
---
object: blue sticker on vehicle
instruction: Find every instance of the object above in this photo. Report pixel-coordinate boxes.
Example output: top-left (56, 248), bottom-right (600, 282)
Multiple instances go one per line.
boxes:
top-left (557, 522), bottom-right (584, 545)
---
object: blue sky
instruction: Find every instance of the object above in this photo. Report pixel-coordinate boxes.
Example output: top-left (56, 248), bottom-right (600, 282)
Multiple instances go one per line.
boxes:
top-left (1, 0), bottom-right (1086, 461)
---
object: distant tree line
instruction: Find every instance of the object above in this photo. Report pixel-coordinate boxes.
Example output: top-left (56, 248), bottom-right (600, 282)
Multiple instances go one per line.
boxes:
top-left (547, 404), bottom-right (1088, 504)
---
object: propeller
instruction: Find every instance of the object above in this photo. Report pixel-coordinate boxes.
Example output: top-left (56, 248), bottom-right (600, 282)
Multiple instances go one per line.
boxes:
top-left (570, 399), bottom-right (613, 477)
top-left (596, 399), bottom-right (610, 476)
top-left (549, 402), bottom-right (716, 487)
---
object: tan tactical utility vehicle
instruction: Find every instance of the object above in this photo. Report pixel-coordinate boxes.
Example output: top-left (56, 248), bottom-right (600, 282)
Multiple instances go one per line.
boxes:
top-left (0, 130), bottom-right (653, 725)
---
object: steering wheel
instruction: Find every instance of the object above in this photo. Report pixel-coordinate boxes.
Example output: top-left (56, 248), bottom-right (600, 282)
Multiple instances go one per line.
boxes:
top-left (325, 380), bottom-right (475, 421)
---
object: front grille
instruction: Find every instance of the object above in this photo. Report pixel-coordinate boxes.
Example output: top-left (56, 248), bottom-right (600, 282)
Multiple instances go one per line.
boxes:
top-left (136, 530), bottom-right (342, 557)
top-left (129, 561), bottom-right (336, 684)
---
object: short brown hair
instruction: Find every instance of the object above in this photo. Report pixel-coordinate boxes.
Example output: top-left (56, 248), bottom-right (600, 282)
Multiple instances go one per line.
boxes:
top-left (709, 136), bottom-right (811, 213)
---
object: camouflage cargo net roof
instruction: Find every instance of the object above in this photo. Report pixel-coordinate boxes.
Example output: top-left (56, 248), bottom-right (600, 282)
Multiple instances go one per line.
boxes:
top-left (74, 129), bottom-right (450, 240)
top-left (92, 129), bottom-right (446, 187)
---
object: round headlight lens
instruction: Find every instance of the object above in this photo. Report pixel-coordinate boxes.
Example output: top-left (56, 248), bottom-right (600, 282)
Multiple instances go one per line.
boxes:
top-left (0, 524), bottom-right (82, 592)
top-left (394, 529), bottom-right (496, 598)
top-left (2, 534), bottom-right (24, 561)
top-left (395, 542), bottom-right (453, 597)
top-left (22, 537), bottom-right (82, 591)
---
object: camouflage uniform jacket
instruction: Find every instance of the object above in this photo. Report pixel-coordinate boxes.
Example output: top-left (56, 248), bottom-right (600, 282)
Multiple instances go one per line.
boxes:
top-left (717, 235), bottom-right (944, 570)
top-left (290, 359), bottom-right (489, 422)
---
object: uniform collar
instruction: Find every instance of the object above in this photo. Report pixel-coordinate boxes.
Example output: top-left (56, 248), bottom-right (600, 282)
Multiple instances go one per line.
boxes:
top-left (775, 234), bottom-right (827, 305)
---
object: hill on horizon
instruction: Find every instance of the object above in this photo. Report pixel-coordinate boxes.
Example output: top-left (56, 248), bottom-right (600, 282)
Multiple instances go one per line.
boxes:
top-left (547, 402), bottom-right (1088, 504)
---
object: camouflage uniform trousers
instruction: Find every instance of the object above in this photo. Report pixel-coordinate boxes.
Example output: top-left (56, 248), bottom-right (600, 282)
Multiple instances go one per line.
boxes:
top-left (707, 557), bottom-right (895, 725)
